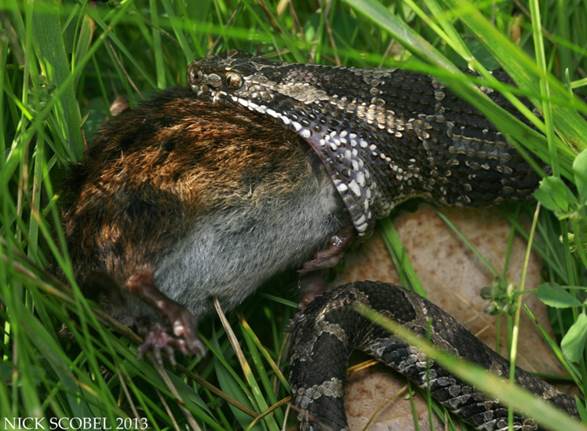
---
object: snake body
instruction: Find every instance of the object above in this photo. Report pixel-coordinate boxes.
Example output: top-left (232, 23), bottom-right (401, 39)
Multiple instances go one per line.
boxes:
top-left (188, 54), bottom-right (538, 235)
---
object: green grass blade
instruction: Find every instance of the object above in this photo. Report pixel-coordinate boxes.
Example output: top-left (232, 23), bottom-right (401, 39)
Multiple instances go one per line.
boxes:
top-left (31, 1), bottom-right (82, 160)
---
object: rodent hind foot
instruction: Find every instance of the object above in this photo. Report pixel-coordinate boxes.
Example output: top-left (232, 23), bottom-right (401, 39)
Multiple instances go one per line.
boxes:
top-left (126, 269), bottom-right (205, 362)
top-left (138, 322), bottom-right (204, 366)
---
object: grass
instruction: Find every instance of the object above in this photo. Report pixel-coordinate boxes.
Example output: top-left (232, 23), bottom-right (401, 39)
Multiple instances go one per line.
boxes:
top-left (0, 0), bottom-right (586, 430)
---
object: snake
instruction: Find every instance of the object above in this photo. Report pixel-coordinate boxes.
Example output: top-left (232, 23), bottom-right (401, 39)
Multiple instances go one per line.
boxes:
top-left (185, 53), bottom-right (579, 430)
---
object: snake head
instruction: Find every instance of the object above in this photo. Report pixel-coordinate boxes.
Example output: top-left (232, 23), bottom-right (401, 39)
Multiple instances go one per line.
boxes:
top-left (187, 52), bottom-right (285, 102)
top-left (187, 52), bottom-right (256, 99)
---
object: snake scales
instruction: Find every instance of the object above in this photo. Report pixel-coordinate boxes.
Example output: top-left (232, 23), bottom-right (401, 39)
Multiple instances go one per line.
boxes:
top-left (184, 54), bottom-right (578, 430)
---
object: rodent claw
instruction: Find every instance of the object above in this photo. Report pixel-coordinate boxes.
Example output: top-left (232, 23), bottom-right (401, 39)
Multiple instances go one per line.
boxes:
top-left (138, 322), bottom-right (202, 365)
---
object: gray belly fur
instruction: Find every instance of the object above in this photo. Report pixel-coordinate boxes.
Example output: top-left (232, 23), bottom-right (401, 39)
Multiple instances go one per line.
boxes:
top-left (154, 171), bottom-right (346, 320)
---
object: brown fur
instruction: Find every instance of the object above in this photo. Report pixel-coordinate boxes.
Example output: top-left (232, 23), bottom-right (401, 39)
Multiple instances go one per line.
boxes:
top-left (62, 88), bottom-right (319, 286)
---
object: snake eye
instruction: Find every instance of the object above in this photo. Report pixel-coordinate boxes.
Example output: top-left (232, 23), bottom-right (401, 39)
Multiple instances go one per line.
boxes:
top-left (188, 65), bottom-right (203, 84)
top-left (225, 72), bottom-right (242, 89)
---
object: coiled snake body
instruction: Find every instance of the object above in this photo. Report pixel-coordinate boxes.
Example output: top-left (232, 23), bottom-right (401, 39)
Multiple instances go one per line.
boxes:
top-left (289, 282), bottom-right (578, 430)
